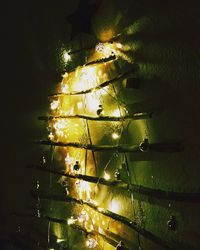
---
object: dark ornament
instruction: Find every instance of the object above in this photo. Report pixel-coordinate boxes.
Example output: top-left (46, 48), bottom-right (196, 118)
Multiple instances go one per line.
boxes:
top-left (139, 138), bottom-right (149, 152)
top-left (73, 161), bottom-right (80, 171)
top-left (116, 241), bottom-right (125, 250)
top-left (114, 170), bottom-right (120, 180)
top-left (167, 215), bottom-right (177, 231)
top-left (96, 105), bottom-right (103, 116)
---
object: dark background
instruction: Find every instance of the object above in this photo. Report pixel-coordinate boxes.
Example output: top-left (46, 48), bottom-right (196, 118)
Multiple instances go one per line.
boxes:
top-left (1, 0), bottom-right (75, 234)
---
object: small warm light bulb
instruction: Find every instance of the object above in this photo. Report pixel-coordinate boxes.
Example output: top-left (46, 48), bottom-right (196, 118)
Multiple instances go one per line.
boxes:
top-left (61, 84), bottom-right (69, 93)
top-left (116, 42), bottom-right (123, 49)
top-left (86, 238), bottom-right (98, 248)
top-left (65, 154), bottom-right (72, 165)
top-left (112, 132), bottom-right (120, 140)
top-left (112, 109), bottom-right (121, 117)
top-left (48, 132), bottom-right (54, 140)
top-left (63, 52), bottom-right (71, 63)
top-left (95, 43), bottom-right (105, 53)
top-left (67, 217), bottom-right (76, 225)
top-left (50, 100), bottom-right (59, 110)
top-left (98, 227), bottom-right (103, 234)
top-left (77, 102), bottom-right (83, 110)
top-left (62, 72), bottom-right (68, 78)
top-left (57, 239), bottom-right (65, 243)
top-left (98, 207), bottom-right (104, 212)
top-left (104, 171), bottom-right (111, 180)
top-left (108, 200), bottom-right (121, 213)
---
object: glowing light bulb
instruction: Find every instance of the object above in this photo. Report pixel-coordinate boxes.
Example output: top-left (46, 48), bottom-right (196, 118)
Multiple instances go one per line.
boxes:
top-left (57, 239), bottom-right (65, 243)
top-left (62, 72), bottom-right (68, 78)
top-left (61, 84), bottom-right (69, 93)
top-left (112, 108), bottom-right (121, 117)
top-left (98, 227), bottom-right (103, 234)
top-left (65, 154), bottom-right (72, 165)
top-left (98, 207), bottom-right (104, 212)
top-left (112, 132), bottom-right (120, 140)
top-left (116, 42), bottom-right (123, 49)
top-left (67, 217), bottom-right (76, 225)
top-left (86, 238), bottom-right (98, 248)
top-left (95, 43), bottom-right (105, 53)
top-left (77, 102), bottom-right (83, 110)
top-left (104, 171), bottom-right (111, 180)
top-left (63, 52), bottom-right (71, 63)
top-left (78, 211), bottom-right (88, 223)
top-left (48, 132), bottom-right (54, 140)
top-left (36, 180), bottom-right (40, 190)
top-left (108, 200), bottom-right (121, 213)
top-left (50, 100), bottom-right (59, 110)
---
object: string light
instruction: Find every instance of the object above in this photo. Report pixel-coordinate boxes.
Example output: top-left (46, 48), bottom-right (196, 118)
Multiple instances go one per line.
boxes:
top-left (67, 217), bottom-right (77, 225)
top-left (103, 171), bottom-right (111, 180)
top-left (56, 239), bottom-right (65, 243)
top-left (50, 100), bottom-right (59, 110)
top-left (95, 43), bottom-right (105, 53)
top-left (116, 43), bottom-right (123, 49)
top-left (63, 52), bottom-right (71, 63)
top-left (85, 238), bottom-right (98, 248)
top-left (112, 132), bottom-right (120, 140)
top-left (61, 84), bottom-right (69, 94)
top-left (48, 132), bottom-right (54, 140)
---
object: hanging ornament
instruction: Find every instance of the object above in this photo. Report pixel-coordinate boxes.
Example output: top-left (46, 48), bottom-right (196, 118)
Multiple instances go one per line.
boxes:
top-left (139, 138), bottom-right (149, 152)
top-left (114, 170), bottom-right (120, 180)
top-left (116, 240), bottom-right (125, 250)
top-left (73, 161), bottom-right (80, 171)
top-left (167, 215), bottom-right (177, 231)
top-left (96, 104), bottom-right (104, 116)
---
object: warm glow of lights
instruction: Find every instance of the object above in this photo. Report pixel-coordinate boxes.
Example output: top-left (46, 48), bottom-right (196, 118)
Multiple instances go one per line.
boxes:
top-left (57, 239), bottom-right (65, 243)
top-left (86, 94), bottom-right (100, 113)
top-left (62, 72), bottom-right (68, 78)
top-left (95, 42), bottom-right (115, 57)
top-left (103, 171), bottom-right (111, 180)
top-left (65, 153), bottom-right (73, 165)
top-left (111, 108), bottom-right (121, 117)
top-left (112, 132), bottom-right (120, 140)
top-left (48, 132), bottom-right (54, 140)
top-left (98, 227), bottom-right (104, 234)
top-left (98, 207), bottom-right (104, 212)
top-left (78, 211), bottom-right (89, 223)
top-left (63, 52), bottom-right (71, 63)
top-left (95, 43), bottom-right (105, 53)
top-left (67, 217), bottom-right (77, 225)
top-left (86, 238), bottom-right (98, 248)
top-left (116, 42), bottom-right (123, 49)
top-left (77, 101), bottom-right (83, 110)
top-left (108, 200), bottom-right (121, 213)
top-left (61, 84), bottom-right (69, 93)
top-left (99, 28), bottom-right (115, 42)
top-left (78, 181), bottom-right (91, 200)
top-left (50, 100), bottom-right (59, 110)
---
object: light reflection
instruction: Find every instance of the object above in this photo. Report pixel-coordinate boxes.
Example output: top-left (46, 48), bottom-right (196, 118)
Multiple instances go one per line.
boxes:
top-left (108, 199), bottom-right (121, 213)
top-left (50, 100), bottom-right (59, 110)
top-left (63, 52), bottom-right (71, 63)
